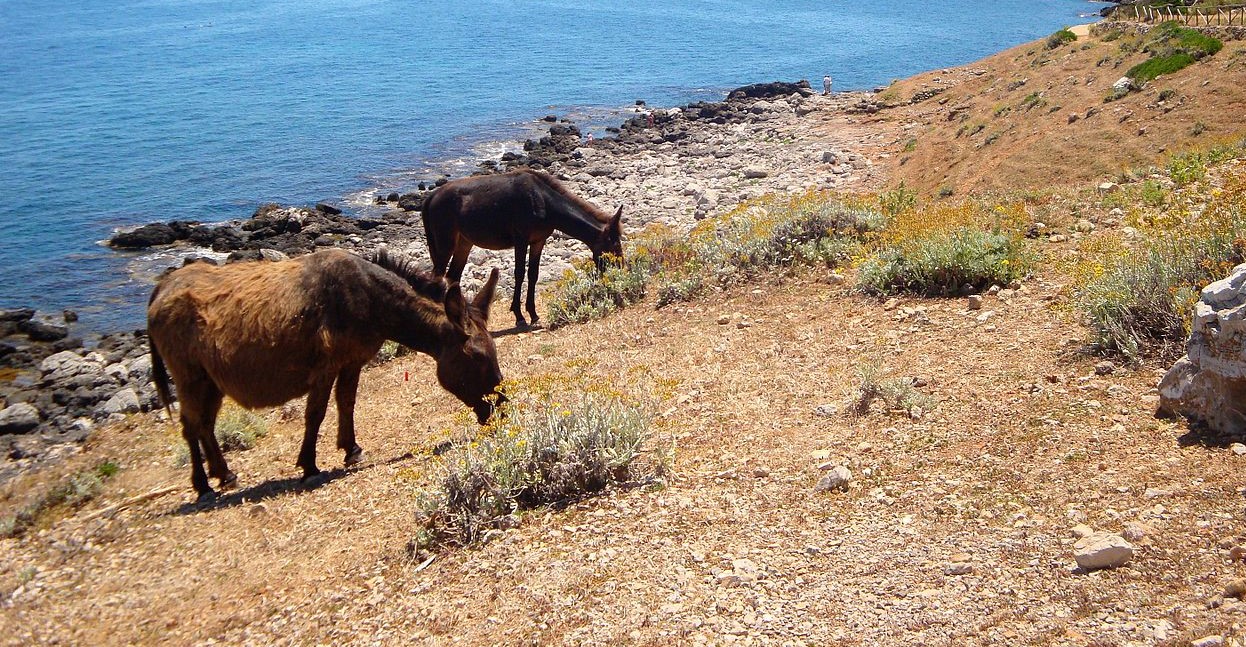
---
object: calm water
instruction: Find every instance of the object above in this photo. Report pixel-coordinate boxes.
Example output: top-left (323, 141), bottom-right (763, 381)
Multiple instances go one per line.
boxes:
top-left (0, 0), bottom-right (1097, 332)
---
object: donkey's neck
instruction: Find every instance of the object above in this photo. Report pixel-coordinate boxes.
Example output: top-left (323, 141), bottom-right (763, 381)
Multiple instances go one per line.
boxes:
top-left (374, 285), bottom-right (451, 357)
top-left (541, 188), bottom-right (606, 248)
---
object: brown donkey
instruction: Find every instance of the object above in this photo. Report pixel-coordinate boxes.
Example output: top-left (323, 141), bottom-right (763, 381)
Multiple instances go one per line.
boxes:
top-left (422, 169), bottom-right (623, 328)
top-left (148, 248), bottom-right (503, 501)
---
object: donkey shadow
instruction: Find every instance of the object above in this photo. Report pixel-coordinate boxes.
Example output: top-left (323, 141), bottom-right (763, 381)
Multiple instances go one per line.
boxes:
top-left (169, 452), bottom-right (414, 516)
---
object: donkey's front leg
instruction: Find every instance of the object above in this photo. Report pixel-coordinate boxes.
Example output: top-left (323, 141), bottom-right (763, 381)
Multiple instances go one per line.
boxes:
top-left (297, 377), bottom-right (335, 484)
top-left (512, 243), bottom-right (529, 328)
top-left (525, 240), bottom-right (545, 325)
top-left (335, 363), bottom-right (365, 467)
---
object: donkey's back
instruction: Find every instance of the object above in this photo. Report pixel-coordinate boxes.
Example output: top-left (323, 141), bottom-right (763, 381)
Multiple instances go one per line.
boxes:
top-left (148, 250), bottom-right (383, 409)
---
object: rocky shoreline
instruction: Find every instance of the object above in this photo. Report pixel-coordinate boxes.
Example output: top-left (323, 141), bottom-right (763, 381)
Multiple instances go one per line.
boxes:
top-left (0, 79), bottom-right (891, 477)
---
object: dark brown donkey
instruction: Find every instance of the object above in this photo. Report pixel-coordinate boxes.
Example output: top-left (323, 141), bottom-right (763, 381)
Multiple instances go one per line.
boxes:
top-left (147, 248), bottom-right (504, 501)
top-left (421, 169), bottom-right (624, 327)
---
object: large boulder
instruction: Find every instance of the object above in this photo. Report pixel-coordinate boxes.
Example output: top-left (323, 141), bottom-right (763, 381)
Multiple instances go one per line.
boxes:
top-left (0, 402), bottom-right (40, 434)
top-left (1159, 263), bottom-right (1246, 434)
top-left (727, 80), bottom-right (814, 100)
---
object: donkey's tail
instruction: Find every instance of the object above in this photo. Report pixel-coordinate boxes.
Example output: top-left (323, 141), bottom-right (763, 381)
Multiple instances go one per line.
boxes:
top-left (421, 188), bottom-right (445, 274)
top-left (147, 285), bottom-right (176, 416)
top-left (149, 339), bottom-right (175, 414)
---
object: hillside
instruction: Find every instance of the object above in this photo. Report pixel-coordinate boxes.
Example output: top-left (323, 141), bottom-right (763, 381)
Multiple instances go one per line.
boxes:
top-left (850, 22), bottom-right (1246, 195)
top-left (4, 24), bottom-right (1246, 646)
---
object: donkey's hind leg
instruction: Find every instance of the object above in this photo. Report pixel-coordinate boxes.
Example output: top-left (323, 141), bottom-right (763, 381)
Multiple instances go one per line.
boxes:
top-left (296, 375), bottom-right (335, 484)
top-left (335, 363), bottom-right (365, 467)
top-left (525, 240), bottom-right (545, 325)
top-left (511, 243), bottom-right (529, 328)
top-left (178, 378), bottom-right (226, 501)
top-left (196, 386), bottom-right (237, 490)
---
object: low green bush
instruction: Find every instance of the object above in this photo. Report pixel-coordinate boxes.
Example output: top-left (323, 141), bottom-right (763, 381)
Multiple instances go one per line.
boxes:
top-left (857, 227), bottom-right (1030, 296)
top-left (1046, 29), bottom-right (1076, 50)
top-left (416, 387), bottom-right (665, 547)
top-left (546, 257), bottom-right (650, 329)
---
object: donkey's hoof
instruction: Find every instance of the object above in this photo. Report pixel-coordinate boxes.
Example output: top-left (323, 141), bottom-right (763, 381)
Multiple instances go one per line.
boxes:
top-left (196, 490), bottom-right (219, 504)
top-left (302, 471), bottom-right (327, 488)
top-left (344, 447), bottom-right (365, 467)
top-left (218, 473), bottom-right (238, 490)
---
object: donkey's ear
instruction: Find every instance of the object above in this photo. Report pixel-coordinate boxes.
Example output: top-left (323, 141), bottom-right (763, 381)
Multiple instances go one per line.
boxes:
top-left (611, 205), bottom-right (624, 229)
top-left (471, 268), bottom-right (500, 322)
top-left (444, 283), bottom-right (468, 334)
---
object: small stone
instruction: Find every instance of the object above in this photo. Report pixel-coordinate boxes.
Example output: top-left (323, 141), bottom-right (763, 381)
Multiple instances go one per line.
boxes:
top-left (249, 503), bottom-right (269, 516)
top-left (1074, 532), bottom-right (1134, 570)
top-left (1231, 443), bottom-right (1246, 456)
top-left (742, 168), bottom-right (769, 179)
top-left (883, 298), bottom-right (899, 311)
top-left (814, 404), bottom-right (838, 417)
top-left (815, 466), bottom-right (852, 493)
top-left (1224, 578), bottom-right (1246, 599)
top-left (1192, 636), bottom-right (1225, 647)
top-left (944, 562), bottom-right (974, 576)
top-left (1071, 524), bottom-right (1095, 539)
top-left (717, 315), bottom-right (731, 325)
top-left (1094, 361), bottom-right (1115, 376)
top-left (753, 467), bottom-right (770, 478)
top-left (1097, 181), bottom-right (1119, 194)
top-left (1122, 522), bottom-right (1149, 542)
top-left (967, 295), bottom-right (983, 310)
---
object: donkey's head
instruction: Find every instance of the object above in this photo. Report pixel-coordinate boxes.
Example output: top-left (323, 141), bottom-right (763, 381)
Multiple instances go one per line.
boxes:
top-left (592, 206), bottom-right (625, 273)
top-left (436, 268), bottom-right (505, 424)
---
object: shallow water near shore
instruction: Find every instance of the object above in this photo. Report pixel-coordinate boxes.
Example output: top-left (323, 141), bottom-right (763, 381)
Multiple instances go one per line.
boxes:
top-left (0, 0), bottom-right (1097, 332)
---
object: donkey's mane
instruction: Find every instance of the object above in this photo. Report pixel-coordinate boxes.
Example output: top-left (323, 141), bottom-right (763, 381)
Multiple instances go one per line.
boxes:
top-left (520, 169), bottom-right (612, 224)
top-left (368, 248), bottom-right (447, 301)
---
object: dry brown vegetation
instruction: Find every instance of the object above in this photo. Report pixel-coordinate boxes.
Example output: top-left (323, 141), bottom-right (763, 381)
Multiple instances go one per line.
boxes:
top-left (856, 23), bottom-right (1246, 195)
top-left (4, 27), bottom-right (1246, 646)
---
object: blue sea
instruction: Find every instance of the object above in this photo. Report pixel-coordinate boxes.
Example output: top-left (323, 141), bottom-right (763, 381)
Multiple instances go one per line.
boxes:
top-left (0, 0), bottom-right (1098, 333)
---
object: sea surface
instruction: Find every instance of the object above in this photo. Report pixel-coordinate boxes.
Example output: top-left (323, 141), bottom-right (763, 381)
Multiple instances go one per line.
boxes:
top-left (0, 0), bottom-right (1099, 332)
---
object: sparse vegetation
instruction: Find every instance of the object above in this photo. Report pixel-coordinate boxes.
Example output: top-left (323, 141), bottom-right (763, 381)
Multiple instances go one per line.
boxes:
top-left (545, 193), bottom-right (886, 315)
top-left (857, 202), bottom-right (1033, 296)
top-left (546, 256), bottom-right (650, 328)
top-left (1, 461), bottom-right (120, 538)
top-left (1073, 165), bottom-right (1246, 359)
top-left (853, 360), bottom-right (934, 418)
top-left (414, 376), bottom-right (667, 548)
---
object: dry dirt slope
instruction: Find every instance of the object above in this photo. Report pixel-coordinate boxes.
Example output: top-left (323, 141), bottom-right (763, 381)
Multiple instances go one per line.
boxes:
top-left (2, 260), bottom-right (1245, 645)
top-left (856, 24), bottom-right (1246, 195)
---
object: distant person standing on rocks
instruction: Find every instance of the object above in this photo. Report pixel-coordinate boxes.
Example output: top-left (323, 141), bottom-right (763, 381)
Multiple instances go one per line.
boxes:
top-left (823, 74), bottom-right (833, 96)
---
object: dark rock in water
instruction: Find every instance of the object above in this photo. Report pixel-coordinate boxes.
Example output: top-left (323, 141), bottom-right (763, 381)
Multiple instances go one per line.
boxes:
top-left (386, 192), bottom-right (400, 202)
top-left (0, 403), bottom-right (40, 435)
top-left (0, 308), bottom-right (35, 323)
top-left (727, 80), bottom-right (814, 100)
top-left (397, 193), bottom-right (424, 212)
top-left (109, 223), bottom-right (179, 249)
top-left (635, 99), bottom-right (646, 106)
top-left (19, 319), bottom-right (68, 342)
top-left (542, 114), bottom-right (557, 122)
top-left (434, 178), bottom-right (448, 187)
top-left (315, 202), bottom-right (342, 216)
top-left (62, 310), bottom-right (78, 323)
